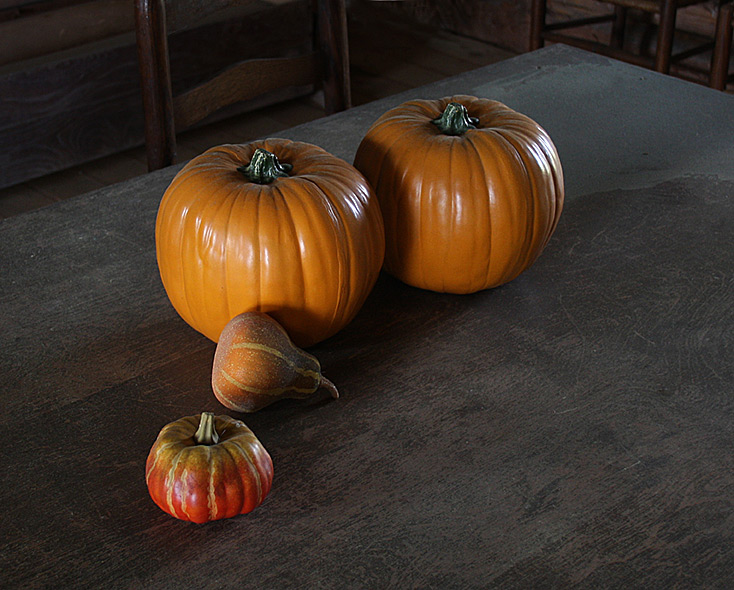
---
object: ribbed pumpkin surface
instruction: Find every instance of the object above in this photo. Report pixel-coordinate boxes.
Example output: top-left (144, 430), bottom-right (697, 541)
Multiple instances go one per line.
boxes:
top-left (156, 138), bottom-right (385, 346)
top-left (145, 414), bottom-right (273, 523)
top-left (353, 95), bottom-right (564, 294)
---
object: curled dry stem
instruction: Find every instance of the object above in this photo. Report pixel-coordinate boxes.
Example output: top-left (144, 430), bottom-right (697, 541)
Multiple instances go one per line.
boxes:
top-left (319, 376), bottom-right (340, 399)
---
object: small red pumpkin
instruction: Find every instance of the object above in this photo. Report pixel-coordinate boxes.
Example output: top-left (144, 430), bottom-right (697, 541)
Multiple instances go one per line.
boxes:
top-left (145, 412), bottom-right (273, 523)
top-left (354, 95), bottom-right (564, 294)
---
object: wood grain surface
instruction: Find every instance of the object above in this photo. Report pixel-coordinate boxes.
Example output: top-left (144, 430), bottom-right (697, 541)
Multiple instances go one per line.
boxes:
top-left (0, 46), bottom-right (732, 588)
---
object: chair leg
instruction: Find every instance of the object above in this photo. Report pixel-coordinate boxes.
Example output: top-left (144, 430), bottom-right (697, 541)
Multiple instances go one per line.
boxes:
top-left (529, 0), bottom-right (547, 52)
top-left (655, 0), bottom-right (676, 74)
top-left (711, 1), bottom-right (733, 90)
top-left (134, 0), bottom-right (176, 171)
top-left (316, 0), bottom-right (351, 114)
top-left (611, 5), bottom-right (627, 49)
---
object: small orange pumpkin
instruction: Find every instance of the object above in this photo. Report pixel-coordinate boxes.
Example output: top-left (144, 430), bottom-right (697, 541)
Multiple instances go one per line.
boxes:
top-left (353, 95), bottom-right (564, 294)
top-left (156, 139), bottom-right (385, 347)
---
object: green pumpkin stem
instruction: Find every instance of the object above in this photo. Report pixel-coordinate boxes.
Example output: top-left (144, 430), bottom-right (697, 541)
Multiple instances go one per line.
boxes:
top-left (194, 412), bottom-right (220, 445)
top-left (238, 148), bottom-right (293, 184)
top-left (432, 102), bottom-right (479, 136)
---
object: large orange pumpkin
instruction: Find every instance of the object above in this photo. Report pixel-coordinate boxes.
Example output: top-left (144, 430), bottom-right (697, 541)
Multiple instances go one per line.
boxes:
top-left (156, 139), bottom-right (385, 347)
top-left (353, 95), bottom-right (564, 294)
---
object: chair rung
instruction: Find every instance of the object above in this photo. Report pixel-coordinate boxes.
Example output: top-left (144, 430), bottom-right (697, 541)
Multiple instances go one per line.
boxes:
top-left (541, 31), bottom-right (652, 68)
top-left (671, 41), bottom-right (715, 63)
top-left (602, 0), bottom-right (706, 11)
top-left (541, 32), bottom-right (722, 86)
top-left (544, 31), bottom-right (715, 67)
top-left (544, 14), bottom-right (616, 32)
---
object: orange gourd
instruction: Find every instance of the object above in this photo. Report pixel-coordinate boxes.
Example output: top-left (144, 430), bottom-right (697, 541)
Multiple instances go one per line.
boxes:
top-left (212, 311), bottom-right (339, 413)
top-left (353, 95), bottom-right (564, 294)
top-left (155, 139), bottom-right (385, 347)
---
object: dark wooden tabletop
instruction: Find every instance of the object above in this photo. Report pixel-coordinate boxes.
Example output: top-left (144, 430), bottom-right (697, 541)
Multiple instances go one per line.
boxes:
top-left (1, 45), bottom-right (733, 589)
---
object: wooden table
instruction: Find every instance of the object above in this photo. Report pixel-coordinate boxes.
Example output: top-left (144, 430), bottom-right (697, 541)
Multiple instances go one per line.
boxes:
top-left (1, 45), bottom-right (733, 588)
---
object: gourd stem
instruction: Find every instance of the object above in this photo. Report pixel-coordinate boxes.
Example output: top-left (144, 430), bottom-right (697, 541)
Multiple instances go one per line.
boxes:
top-left (237, 148), bottom-right (292, 184)
top-left (320, 376), bottom-right (340, 399)
top-left (194, 412), bottom-right (220, 445)
top-left (432, 102), bottom-right (479, 136)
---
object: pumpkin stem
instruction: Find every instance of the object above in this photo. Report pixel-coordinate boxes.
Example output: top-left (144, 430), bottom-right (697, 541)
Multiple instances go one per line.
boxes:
top-left (320, 376), bottom-right (340, 399)
top-left (194, 412), bottom-right (220, 445)
top-left (432, 102), bottom-right (479, 136)
top-left (238, 148), bottom-right (292, 184)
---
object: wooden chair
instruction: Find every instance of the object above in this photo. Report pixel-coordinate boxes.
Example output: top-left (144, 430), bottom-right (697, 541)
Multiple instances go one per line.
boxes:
top-left (530, 0), bottom-right (725, 83)
top-left (711, 0), bottom-right (733, 89)
top-left (134, 0), bottom-right (351, 171)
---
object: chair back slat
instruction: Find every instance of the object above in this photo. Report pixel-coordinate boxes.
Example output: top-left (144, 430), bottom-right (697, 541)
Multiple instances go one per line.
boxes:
top-left (173, 52), bottom-right (319, 129)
